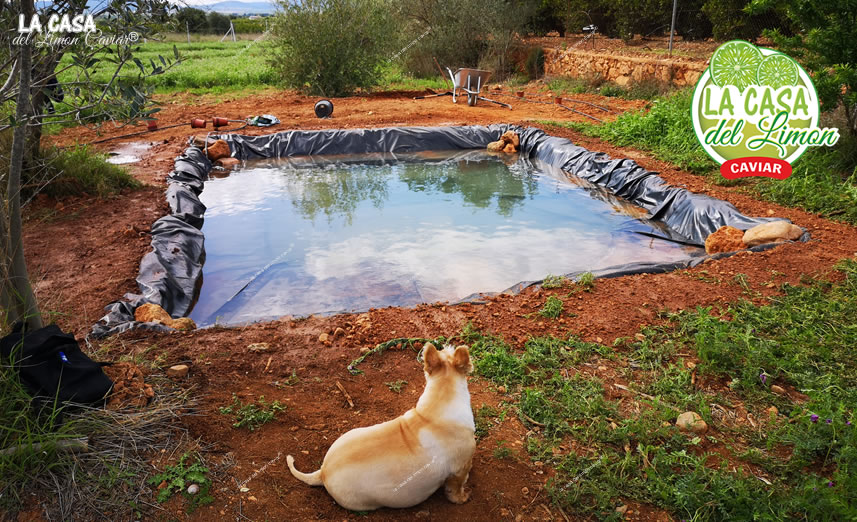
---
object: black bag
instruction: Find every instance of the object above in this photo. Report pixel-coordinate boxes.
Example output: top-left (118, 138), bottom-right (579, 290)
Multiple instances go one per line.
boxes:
top-left (0, 323), bottom-right (113, 404)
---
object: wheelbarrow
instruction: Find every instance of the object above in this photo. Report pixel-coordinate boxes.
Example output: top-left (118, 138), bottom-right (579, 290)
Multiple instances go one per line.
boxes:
top-left (414, 67), bottom-right (511, 109)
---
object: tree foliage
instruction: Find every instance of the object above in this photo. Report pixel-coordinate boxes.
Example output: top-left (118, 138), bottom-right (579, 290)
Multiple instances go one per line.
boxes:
top-left (1, 0), bottom-right (178, 329)
top-left (749, 0), bottom-right (857, 138)
top-left (267, 0), bottom-right (398, 97)
top-left (394, 0), bottom-right (537, 78)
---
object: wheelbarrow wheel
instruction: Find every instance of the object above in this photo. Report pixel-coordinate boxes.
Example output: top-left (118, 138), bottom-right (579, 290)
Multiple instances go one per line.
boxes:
top-left (467, 94), bottom-right (477, 106)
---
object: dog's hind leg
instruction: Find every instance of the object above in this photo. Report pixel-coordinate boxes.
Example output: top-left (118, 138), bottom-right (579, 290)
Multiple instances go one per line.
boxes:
top-left (443, 459), bottom-right (473, 504)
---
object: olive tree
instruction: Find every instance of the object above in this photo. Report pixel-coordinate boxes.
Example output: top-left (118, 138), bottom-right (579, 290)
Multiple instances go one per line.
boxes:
top-left (1, 0), bottom-right (178, 330)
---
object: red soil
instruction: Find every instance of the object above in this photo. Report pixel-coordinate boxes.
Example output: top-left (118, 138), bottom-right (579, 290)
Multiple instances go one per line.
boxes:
top-left (24, 87), bottom-right (857, 521)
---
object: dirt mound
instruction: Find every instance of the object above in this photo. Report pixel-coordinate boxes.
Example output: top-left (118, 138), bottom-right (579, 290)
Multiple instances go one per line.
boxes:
top-left (103, 362), bottom-right (154, 409)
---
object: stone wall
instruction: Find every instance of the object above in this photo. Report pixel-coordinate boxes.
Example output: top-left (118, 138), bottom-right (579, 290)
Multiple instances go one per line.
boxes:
top-left (544, 48), bottom-right (707, 88)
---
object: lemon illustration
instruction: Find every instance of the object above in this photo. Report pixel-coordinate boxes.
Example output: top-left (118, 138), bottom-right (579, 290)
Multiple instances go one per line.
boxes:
top-left (710, 40), bottom-right (763, 90)
top-left (756, 53), bottom-right (798, 89)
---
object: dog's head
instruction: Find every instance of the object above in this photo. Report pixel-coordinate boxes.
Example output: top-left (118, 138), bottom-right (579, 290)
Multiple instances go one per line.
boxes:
top-left (422, 343), bottom-right (473, 378)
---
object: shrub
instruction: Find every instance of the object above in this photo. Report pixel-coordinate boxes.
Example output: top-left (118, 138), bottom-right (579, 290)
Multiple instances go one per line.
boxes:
top-left (267, 0), bottom-right (398, 96)
top-left (36, 146), bottom-right (141, 198)
top-left (395, 0), bottom-right (535, 79)
top-left (525, 46), bottom-right (545, 80)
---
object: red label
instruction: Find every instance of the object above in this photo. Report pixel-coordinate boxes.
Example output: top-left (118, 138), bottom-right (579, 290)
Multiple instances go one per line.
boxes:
top-left (720, 157), bottom-right (792, 180)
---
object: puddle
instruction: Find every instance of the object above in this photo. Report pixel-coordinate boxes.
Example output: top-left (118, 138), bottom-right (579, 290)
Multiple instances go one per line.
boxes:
top-left (106, 141), bottom-right (152, 164)
top-left (189, 150), bottom-right (703, 326)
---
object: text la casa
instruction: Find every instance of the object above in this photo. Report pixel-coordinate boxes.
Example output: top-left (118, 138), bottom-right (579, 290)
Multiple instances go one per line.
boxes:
top-left (18, 14), bottom-right (97, 34)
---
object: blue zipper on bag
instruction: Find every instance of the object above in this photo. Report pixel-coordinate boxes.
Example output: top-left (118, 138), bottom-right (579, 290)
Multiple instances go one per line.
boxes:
top-left (59, 351), bottom-right (69, 364)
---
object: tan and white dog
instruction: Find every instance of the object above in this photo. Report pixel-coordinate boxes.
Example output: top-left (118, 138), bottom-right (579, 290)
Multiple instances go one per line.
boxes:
top-left (286, 343), bottom-right (476, 511)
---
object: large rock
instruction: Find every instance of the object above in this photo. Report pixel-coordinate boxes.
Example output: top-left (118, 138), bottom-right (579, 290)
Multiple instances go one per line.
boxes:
top-left (134, 303), bottom-right (196, 331)
top-left (205, 139), bottom-right (231, 161)
top-left (135, 303), bottom-right (172, 324)
top-left (486, 139), bottom-right (505, 152)
top-left (704, 226), bottom-right (745, 254)
top-left (676, 411), bottom-right (708, 434)
top-left (501, 130), bottom-right (520, 148)
top-left (743, 221), bottom-right (803, 247)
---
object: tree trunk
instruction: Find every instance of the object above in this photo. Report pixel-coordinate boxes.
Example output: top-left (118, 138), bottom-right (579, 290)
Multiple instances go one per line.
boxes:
top-left (5, 0), bottom-right (43, 330)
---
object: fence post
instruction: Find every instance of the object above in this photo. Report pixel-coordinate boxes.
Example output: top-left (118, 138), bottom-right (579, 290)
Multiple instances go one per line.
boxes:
top-left (186, 21), bottom-right (190, 44)
top-left (668, 0), bottom-right (678, 57)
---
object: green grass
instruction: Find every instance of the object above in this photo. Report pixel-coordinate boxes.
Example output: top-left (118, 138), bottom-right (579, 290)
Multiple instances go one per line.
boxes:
top-left (451, 262), bottom-right (857, 519)
top-left (36, 145), bottom-right (141, 198)
top-left (56, 41), bottom-right (278, 94)
top-left (218, 395), bottom-right (284, 431)
top-left (538, 296), bottom-right (564, 319)
top-left (541, 89), bottom-right (857, 225)
top-left (0, 354), bottom-right (188, 518)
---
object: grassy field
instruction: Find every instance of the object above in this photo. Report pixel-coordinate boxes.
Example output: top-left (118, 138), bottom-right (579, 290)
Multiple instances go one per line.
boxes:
top-left (57, 40), bottom-right (277, 94)
top-left (54, 38), bottom-right (452, 96)
top-left (457, 259), bottom-right (857, 519)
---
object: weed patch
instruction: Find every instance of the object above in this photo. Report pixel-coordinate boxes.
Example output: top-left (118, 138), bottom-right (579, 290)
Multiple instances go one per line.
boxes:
top-left (147, 452), bottom-right (214, 513)
top-left (538, 296), bottom-right (564, 319)
top-left (219, 395), bottom-right (284, 431)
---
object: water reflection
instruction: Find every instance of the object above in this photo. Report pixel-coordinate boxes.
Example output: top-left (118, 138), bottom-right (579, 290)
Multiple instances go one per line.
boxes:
top-left (191, 150), bottom-right (701, 326)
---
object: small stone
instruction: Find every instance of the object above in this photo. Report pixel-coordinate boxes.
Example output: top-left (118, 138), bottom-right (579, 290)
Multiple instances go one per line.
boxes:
top-left (596, 337), bottom-right (603, 343)
top-left (771, 385), bottom-right (786, 395)
top-left (534, 461), bottom-right (543, 467)
top-left (676, 411), bottom-right (708, 434)
top-left (521, 487), bottom-right (529, 496)
top-left (247, 495), bottom-right (257, 502)
top-left (705, 226), bottom-right (746, 254)
top-left (334, 327), bottom-right (346, 338)
top-left (360, 347), bottom-right (370, 354)
top-left (686, 361), bottom-right (697, 370)
top-left (166, 364), bottom-right (189, 379)
top-left (318, 332), bottom-right (329, 343)
top-left (598, 365), bottom-right (608, 372)
top-left (239, 486), bottom-right (249, 493)
top-left (616, 504), bottom-right (628, 515)
top-left (743, 221), bottom-right (803, 247)
top-left (214, 157), bottom-right (240, 168)
top-left (247, 342), bottom-right (269, 352)
top-left (766, 209), bottom-right (775, 216)
top-left (187, 484), bottom-right (199, 495)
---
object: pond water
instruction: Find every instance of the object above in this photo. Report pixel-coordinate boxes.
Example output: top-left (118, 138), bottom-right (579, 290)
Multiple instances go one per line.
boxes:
top-left (189, 150), bottom-right (702, 326)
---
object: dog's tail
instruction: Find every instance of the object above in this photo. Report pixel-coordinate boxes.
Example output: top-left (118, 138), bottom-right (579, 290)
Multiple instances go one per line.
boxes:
top-left (286, 455), bottom-right (323, 486)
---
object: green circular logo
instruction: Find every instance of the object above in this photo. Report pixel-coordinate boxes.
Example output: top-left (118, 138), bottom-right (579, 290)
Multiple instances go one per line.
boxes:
top-left (691, 40), bottom-right (837, 167)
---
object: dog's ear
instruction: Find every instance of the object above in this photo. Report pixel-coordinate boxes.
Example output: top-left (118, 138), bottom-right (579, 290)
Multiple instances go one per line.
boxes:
top-left (423, 343), bottom-right (442, 374)
top-left (452, 345), bottom-right (473, 374)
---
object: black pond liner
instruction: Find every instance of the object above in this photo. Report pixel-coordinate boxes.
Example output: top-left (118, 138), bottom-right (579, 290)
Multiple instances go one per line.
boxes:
top-left (90, 124), bottom-right (808, 337)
